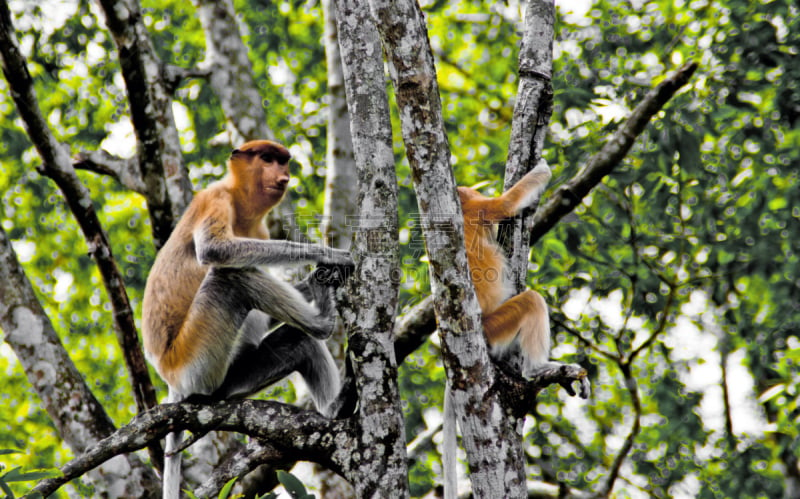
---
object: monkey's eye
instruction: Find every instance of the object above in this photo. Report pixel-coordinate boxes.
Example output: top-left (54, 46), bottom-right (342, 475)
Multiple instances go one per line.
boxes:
top-left (259, 153), bottom-right (275, 163)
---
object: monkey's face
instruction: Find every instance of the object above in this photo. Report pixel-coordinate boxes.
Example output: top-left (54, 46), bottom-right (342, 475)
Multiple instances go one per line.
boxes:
top-left (230, 140), bottom-right (293, 207)
top-left (253, 155), bottom-right (291, 202)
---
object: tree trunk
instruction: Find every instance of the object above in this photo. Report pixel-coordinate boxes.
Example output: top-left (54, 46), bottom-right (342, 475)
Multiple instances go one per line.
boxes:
top-left (499, 0), bottom-right (555, 293)
top-left (368, 0), bottom-right (526, 495)
top-left (95, 0), bottom-right (193, 248)
top-left (0, 225), bottom-right (159, 497)
top-left (333, 0), bottom-right (409, 495)
top-left (322, 0), bottom-right (357, 252)
top-left (192, 0), bottom-right (274, 144)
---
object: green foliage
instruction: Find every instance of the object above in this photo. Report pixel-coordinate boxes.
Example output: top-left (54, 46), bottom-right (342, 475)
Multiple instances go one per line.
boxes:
top-left (0, 449), bottom-right (57, 499)
top-left (186, 477), bottom-right (238, 499)
top-left (275, 470), bottom-right (316, 499)
top-left (0, 0), bottom-right (798, 497)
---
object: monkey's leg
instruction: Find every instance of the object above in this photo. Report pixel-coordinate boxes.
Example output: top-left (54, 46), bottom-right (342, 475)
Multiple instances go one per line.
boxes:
top-left (167, 268), bottom-right (335, 397)
top-left (211, 267), bottom-right (336, 339)
top-left (482, 289), bottom-right (550, 373)
top-left (212, 324), bottom-right (340, 415)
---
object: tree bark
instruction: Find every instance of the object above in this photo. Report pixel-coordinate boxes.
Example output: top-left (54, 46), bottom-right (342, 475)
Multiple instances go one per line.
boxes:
top-left (499, 0), bottom-right (555, 293)
top-left (0, 224), bottom-right (159, 497)
top-left (334, 0), bottom-right (408, 495)
top-left (192, 0), bottom-right (274, 144)
top-left (32, 400), bottom-right (355, 497)
top-left (322, 0), bottom-right (357, 251)
top-left (95, 0), bottom-right (193, 248)
top-left (318, 3), bottom-right (359, 494)
top-left (368, 0), bottom-right (526, 496)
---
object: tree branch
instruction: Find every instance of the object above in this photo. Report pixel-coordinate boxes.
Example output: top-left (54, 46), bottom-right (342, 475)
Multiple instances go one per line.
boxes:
top-left (32, 400), bottom-right (354, 498)
top-left (599, 364), bottom-right (642, 496)
top-left (96, 0), bottom-right (193, 248)
top-left (0, 1), bottom-right (161, 469)
top-left (195, 439), bottom-right (293, 497)
top-left (161, 62), bottom-right (211, 94)
top-left (530, 62), bottom-right (699, 244)
top-left (73, 149), bottom-right (147, 194)
top-left (393, 296), bottom-right (436, 364)
top-left (0, 224), bottom-right (158, 497)
top-left (496, 362), bottom-right (590, 419)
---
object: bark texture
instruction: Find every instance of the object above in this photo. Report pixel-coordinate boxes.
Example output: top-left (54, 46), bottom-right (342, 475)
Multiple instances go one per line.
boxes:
top-left (318, 3), bottom-right (360, 494)
top-left (334, 0), bottom-right (408, 495)
top-left (0, 224), bottom-right (158, 497)
top-left (32, 400), bottom-right (355, 497)
top-left (499, 0), bottom-right (555, 293)
top-left (192, 0), bottom-right (274, 144)
top-left (96, 0), bottom-right (193, 248)
top-left (322, 0), bottom-right (358, 251)
top-left (367, 0), bottom-right (526, 496)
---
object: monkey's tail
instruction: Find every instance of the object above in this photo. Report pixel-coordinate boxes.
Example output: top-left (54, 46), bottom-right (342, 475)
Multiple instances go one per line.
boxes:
top-left (442, 381), bottom-right (458, 499)
top-left (163, 389), bottom-right (183, 499)
top-left (301, 339), bottom-right (341, 417)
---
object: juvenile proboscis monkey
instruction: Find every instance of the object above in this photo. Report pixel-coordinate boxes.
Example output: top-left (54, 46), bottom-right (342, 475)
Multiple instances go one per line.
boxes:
top-left (141, 140), bottom-right (351, 499)
top-left (457, 158), bottom-right (552, 373)
top-left (443, 159), bottom-right (552, 499)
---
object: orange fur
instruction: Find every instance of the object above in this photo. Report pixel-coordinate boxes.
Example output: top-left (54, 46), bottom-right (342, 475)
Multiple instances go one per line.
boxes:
top-left (457, 161), bottom-right (552, 371)
top-left (143, 140), bottom-right (349, 499)
top-left (142, 140), bottom-right (292, 387)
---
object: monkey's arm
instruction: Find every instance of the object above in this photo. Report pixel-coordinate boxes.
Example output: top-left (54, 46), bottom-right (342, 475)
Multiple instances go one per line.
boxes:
top-left (196, 234), bottom-right (350, 267)
top-left (473, 159), bottom-right (552, 222)
top-left (193, 199), bottom-right (352, 268)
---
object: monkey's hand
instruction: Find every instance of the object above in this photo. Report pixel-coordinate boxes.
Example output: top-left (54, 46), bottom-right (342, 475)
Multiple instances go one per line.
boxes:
top-left (295, 262), bottom-right (352, 306)
top-left (531, 157), bottom-right (552, 178)
top-left (312, 262), bottom-right (352, 287)
top-left (320, 247), bottom-right (354, 267)
top-left (559, 372), bottom-right (591, 399)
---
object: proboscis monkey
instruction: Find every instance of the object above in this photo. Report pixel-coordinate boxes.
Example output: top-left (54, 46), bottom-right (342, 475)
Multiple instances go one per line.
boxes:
top-left (444, 159), bottom-right (552, 499)
top-left (141, 140), bottom-right (351, 499)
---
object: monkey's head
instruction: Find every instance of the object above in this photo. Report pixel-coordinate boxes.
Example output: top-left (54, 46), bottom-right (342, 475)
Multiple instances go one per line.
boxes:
top-left (229, 140), bottom-right (293, 206)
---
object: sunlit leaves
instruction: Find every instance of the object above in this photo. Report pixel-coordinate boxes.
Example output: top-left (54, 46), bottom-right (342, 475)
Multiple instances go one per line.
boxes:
top-left (0, 0), bottom-right (798, 496)
top-left (543, 0), bottom-right (799, 495)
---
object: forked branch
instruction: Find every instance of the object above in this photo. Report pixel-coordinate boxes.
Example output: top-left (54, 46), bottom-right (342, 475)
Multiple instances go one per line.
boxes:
top-left (33, 400), bottom-right (352, 497)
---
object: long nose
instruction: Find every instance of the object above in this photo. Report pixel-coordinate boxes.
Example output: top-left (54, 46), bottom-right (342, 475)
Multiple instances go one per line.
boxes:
top-left (276, 171), bottom-right (290, 188)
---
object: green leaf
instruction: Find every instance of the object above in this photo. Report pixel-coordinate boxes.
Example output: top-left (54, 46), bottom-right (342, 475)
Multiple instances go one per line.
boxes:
top-left (276, 470), bottom-right (311, 499)
top-left (0, 477), bottom-right (14, 499)
top-left (2, 467), bottom-right (58, 482)
top-left (218, 477), bottom-right (237, 499)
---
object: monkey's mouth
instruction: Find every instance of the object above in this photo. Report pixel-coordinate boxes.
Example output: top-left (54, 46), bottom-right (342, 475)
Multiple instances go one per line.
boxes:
top-left (264, 185), bottom-right (286, 193)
